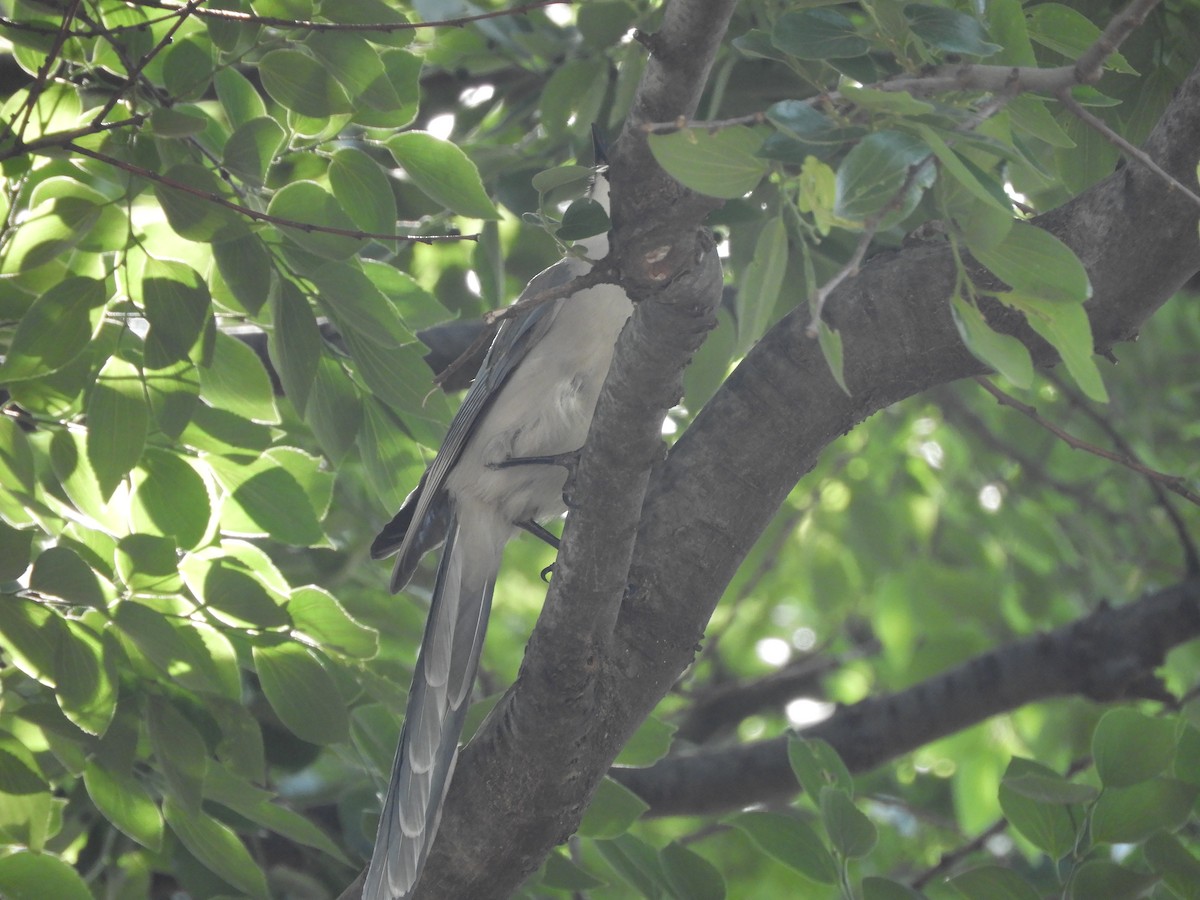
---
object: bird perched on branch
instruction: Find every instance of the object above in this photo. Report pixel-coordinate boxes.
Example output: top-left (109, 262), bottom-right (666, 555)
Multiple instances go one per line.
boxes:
top-left (363, 138), bottom-right (630, 899)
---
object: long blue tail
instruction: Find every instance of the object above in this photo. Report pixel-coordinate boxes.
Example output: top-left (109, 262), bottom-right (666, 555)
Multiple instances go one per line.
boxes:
top-left (363, 515), bottom-right (496, 899)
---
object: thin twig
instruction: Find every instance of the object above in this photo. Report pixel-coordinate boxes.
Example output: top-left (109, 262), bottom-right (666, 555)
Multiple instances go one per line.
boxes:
top-left (639, 112), bottom-right (767, 135)
top-left (124, 0), bottom-right (571, 32)
top-left (975, 377), bottom-right (1200, 507)
top-left (0, 11), bottom-right (176, 37)
top-left (89, 0), bottom-right (204, 128)
top-left (1074, 0), bottom-right (1162, 83)
top-left (1058, 90), bottom-right (1200, 210)
top-left (1043, 371), bottom-right (1200, 575)
top-left (12, 0), bottom-right (82, 143)
top-left (0, 115), bottom-right (147, 159)
top-left (62, 142), bottom-right (477, 245)
top-left (807, 159), bottom-right (934, 335)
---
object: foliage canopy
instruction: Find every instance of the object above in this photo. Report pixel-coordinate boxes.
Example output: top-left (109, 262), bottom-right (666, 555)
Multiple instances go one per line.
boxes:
top-left (0, 0), bottom-right (1199, 897)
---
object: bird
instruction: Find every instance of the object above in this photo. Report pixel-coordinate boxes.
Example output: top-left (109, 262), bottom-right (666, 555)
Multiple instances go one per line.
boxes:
top-left (362, 141), bottom-right (631, 899)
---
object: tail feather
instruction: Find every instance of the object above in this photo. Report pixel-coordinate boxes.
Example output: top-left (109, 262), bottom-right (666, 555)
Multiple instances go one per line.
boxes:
top-left (363, 515), bottom-right (496, 900)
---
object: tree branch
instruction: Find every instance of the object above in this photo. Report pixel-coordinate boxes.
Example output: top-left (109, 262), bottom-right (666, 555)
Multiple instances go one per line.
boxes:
top-left (124, 0), bottom-right (571, 32)
top-left (974, 376), bottom-right (1200, 506)
top-left (388, 1), bottom-right (739, 897)
top-left (63, 142), bottom-right (476, 244)
top-left (600, 48), bottom-right (1200, 841)
top-left (612, 580), bottom-right (1200, 816)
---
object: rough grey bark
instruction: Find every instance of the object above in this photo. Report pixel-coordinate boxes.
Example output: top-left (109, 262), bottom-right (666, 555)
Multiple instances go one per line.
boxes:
top-left (613, 580), bottom-right (1200, 815)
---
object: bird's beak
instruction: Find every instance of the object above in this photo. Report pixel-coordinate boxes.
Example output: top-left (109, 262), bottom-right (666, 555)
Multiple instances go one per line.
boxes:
top-left (590, 124), bottom-right (609, 167)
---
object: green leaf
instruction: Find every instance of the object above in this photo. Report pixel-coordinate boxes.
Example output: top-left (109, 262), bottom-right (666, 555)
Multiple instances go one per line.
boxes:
top-left (914, 124), bottom-right (1011, 216)
top-left (736, 216), bottom-right (789, 354)
top-left (29, 545), bottom-right (105, 607)
top-left (987, 0), bottom-right (1037, 66)
top-left (730, 811), bottom-right (837, 883)
top-left (147, 694), bottom-right (208, 812)
top-left (1007, 95), bottom-right (1075, 149)
top-left (0, 195), bottom-right (100, 272)
top-left (387, 132), bottom-right (500, 219)
top-left (542, 851), bottom-right (607, 891)
top-left (615, 715), bottom-right (677, 767)
top-left (144, 360), bottom-right (200, 439)
top-left (840, 84), bottom-right (936, 116)
top-left (950, 865), bottom-right (1041, 900)
top-left (0, 596), bottom-right (61, 687)
top-left (998, 758), bottom-right (1081, 859)
top-left (222, 116), bottom-right (285, 187)
top-left (0, 743), bottom-right (45, 795)
top-left (329, 147), bottom-right (398, 236)
top-left (182, 553), bottom-right (289, 628)
top-left (788, 737), bottom-right (854, 801)
top-left (114, 600), bottom-right (239, 697)
top-left (816, 321), bottom-right (849, 394)
top-left (253, 642), bottom-right (349, 744)
top-left (863, 876), bottom-right (927, 900)
top-left (56, 620), bottom-right (115, 734)
top-left (197, 331), bottom-right (279, 424)
top-left (1145, 831), bottom-right (1200, 900)
top-left (213, 237), bottom-right (273, 316)
top-left (648, 127), bottom-right (768, 200)
top-left (578, 776), bottom-right (650, 838)
top-left (131, 449), bottom-right (212, 550)
top-left (259, 48), bottom-right (352, 116)
top-left (304, 31), bottom-right (387, 99)
top-left (1093, 708), bottom-right (1177, 788)
top-left (1026, 4), bottom-right (1136, 74)
top-left (153, 163), bottom-right (249, 243)
top-left (267, 282), bottom-right (322, 416)
top-left (539, 58), bottom-right (609, 137)
top-left (0, 416), bottom-right (36, 495)
top-left (763, 101), bottom-right (864, 161)
top-left (84, 761), bottom-right (163, 850)
top-left (1005, 291), bottom-right (1107, 402)
top-left (214, 66), bottom-right (266, 129)
top-left (660, 841), bottom-right (725, 900)
top-left (970, 221), bottom-right (1091, 304)
top-left (904, 5), bottom-right (1001, 56)
top-left (87, 356), bottom-right (148, 501)
top-left (305, 356), bottom-right (363, 463)
top-left (558, 197), bottom-right (611, 242)
top-left (950, 293), bottom-right (1033, 388)
top-left (162, 36), bottom-right (212, 101)
top-left (773, 9), bottom-right (869, 59)
top-left (820, 787), bottom-right (877, 858)
top-left (595, 833), bottom-right (672, 898)
top-left (0, 277), bottom-right (106, 382)
top-left (0, 850), bottom-right (93, 900)
top-left (310, 262), bottom-right (412, 347)
top-left (204, 766), bottom-right (350, 864)
top-left (142, 258), bottom-right (212, 369)
top-left (208, 454), bottom-right (323, 546)
top-left (1068, 860), bottom-right (1159, 900)
top-left (835, 130), bottom-right (930, 222)
top-left (115, 533), bottom-right (185, 595)
top-left (352, 48), bottom-right (422, 128)
top-left (357, 399), bottom-right (423, 512)
top-left (148, 106), bottom-right (209, 138)
top-left (267, 180), bottom-right (368, 260)
top-left (1000, 772), bottom-right (1097, 805)
top-left (1091, 778), bottom-right (1199, 844)
top-left (288, 586), bottom-right (377, 658)
top-left (0, 521), bottom-right (34, 580)
top-left (163, 797), bottom-right (270, 899)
